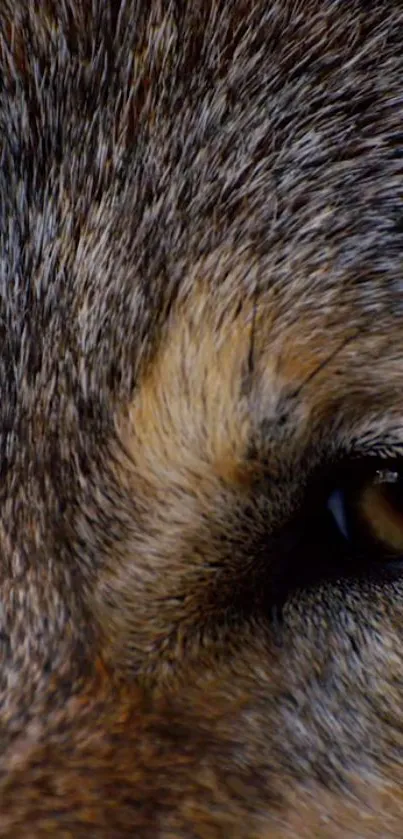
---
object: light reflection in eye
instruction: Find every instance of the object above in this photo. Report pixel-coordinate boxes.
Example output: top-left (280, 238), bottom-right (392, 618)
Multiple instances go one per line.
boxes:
top-left (327, 489), bottom-right (349, 540)
top-left (373, 469), bottom-right (399, 486)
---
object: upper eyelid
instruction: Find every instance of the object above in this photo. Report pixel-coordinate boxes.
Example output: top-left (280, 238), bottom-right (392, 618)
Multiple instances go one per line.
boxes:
top-left (326, 432), bottom-right (403, 468)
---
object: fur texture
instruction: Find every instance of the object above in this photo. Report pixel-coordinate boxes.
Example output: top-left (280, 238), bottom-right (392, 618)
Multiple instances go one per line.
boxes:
top-left (1, 0), bottom-right (403, 834)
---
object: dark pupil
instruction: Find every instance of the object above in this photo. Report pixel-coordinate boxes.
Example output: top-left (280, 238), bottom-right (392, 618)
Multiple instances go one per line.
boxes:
top-left (382, 479), bottom-right (403, 509)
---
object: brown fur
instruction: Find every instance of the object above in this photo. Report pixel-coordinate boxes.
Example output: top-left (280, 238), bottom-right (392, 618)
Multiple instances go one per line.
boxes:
top-left (2, 0), bottom-right (403, 834)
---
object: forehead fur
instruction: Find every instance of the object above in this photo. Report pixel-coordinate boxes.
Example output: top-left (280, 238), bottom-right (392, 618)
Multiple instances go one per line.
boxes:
top-left (1, 0), bottom-right (403, 411)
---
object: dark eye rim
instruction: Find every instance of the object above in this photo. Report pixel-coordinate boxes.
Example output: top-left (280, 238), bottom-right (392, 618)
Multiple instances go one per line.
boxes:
top-left (269, 456), bottom-right (403, 612)
top-left (307, 452), bottom-right (403, 561)
top-left (255, 451), bottom-right (403, 615)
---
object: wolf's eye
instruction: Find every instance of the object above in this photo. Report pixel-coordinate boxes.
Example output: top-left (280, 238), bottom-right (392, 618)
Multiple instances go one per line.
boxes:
top-left (328, 468), bottom-right (403, 555)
